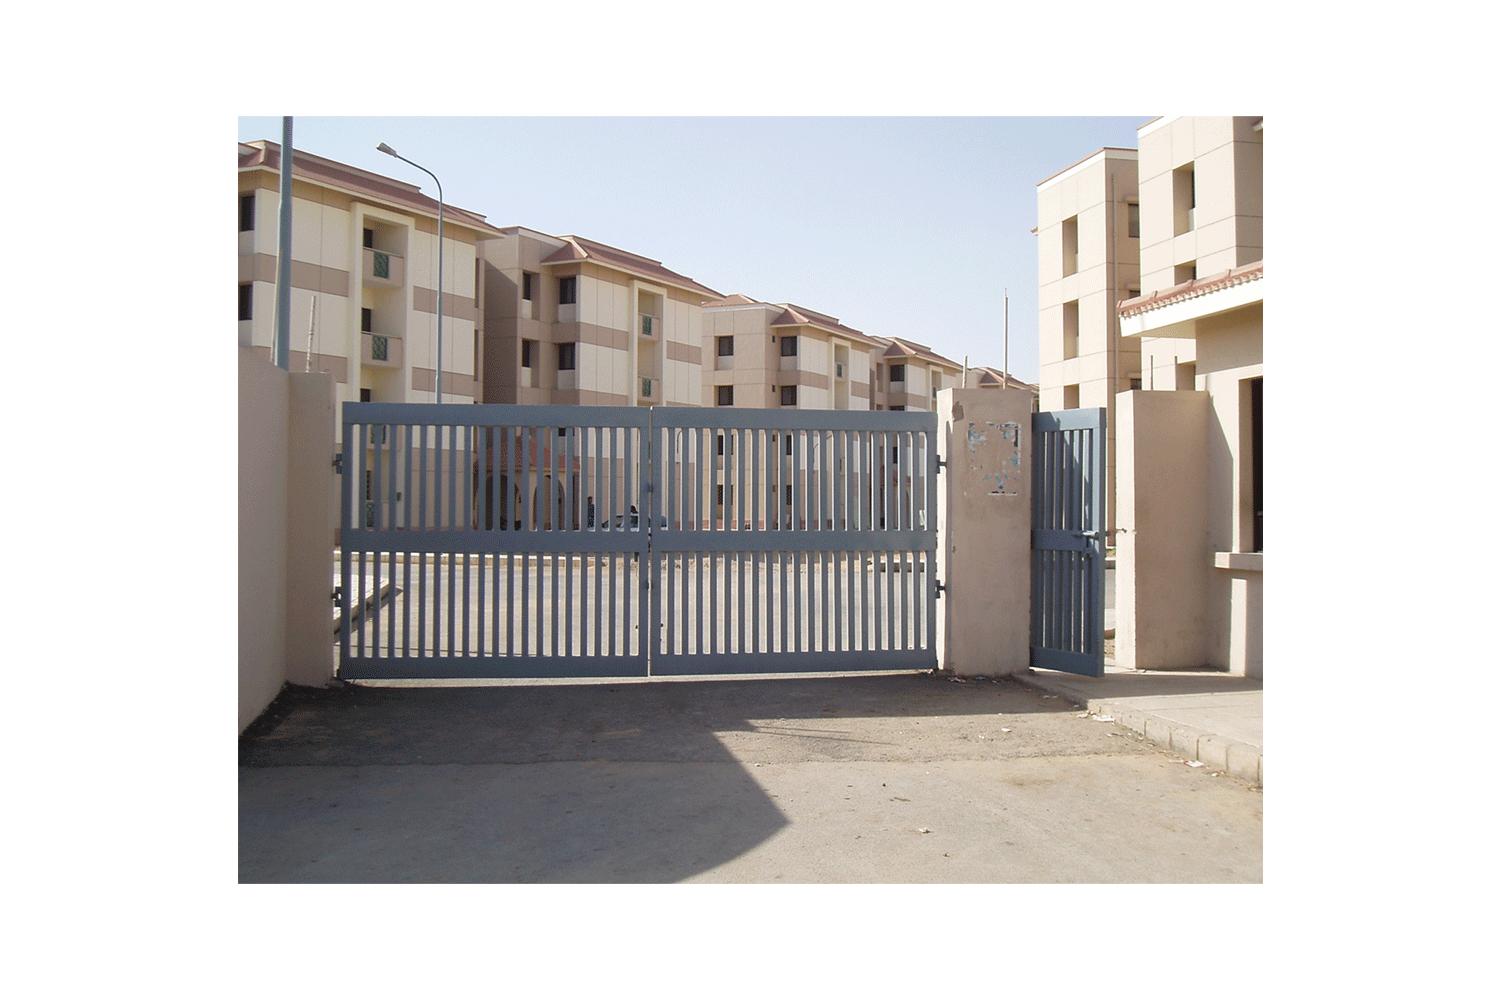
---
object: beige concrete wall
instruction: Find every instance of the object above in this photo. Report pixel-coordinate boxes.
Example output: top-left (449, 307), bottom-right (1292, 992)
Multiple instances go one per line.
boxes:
top-left (239, 350), bottom-right (337, 732)
top-left (240, 351), bottom-right (290, 732)
top-left (1115, 390), bottom-right (1214, 669)
top-left (936, 388), bottom-right (1033, 676)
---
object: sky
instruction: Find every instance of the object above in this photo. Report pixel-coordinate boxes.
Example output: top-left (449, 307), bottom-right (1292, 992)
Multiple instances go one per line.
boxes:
top-left (238, 117), bottom-right (1145, 383)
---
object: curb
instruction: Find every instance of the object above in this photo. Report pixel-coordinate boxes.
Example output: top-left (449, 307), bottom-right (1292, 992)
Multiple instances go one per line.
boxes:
top-left (1010, 669), bottom-right (1262, 786)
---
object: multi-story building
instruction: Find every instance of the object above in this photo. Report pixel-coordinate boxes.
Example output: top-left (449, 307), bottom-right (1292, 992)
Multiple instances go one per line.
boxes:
top-left (237, 140), bottom-right (501, 411)
top-left (701, 295), bottom-right (881, 410)
top-left (1035, 146), bottom-right (1141, 532)
top-left (869, 337), bottom-right (965, 411)
top-left (479, 230), bottom-right (719, 408)
top-left (970, 367), bottom-right (1040, 409)
top-left (1115, 115), bottom-right (1263, 677)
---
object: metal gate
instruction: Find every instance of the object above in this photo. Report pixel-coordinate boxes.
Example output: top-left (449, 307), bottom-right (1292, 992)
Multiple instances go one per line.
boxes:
top-left (648, 407), bottom-right (938, 675)
top-left (337, 402), bottom-right (938, 679)
top-left (1030, 407), bottom-right (1106, 676)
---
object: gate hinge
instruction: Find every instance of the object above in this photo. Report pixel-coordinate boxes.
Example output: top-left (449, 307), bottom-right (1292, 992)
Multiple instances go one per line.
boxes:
top-left (934, 580), bottom-right (946, 598)
top-left (332, 453), bottom-right (344, 474)
top-left (935, 456), bottom-right (947, 473)
top-left (331, 585), bottom-right (342, 605)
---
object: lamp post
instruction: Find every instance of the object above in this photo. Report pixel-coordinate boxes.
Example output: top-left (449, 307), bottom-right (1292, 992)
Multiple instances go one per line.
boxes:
top-left (376, 142), bottom-right (445, 402)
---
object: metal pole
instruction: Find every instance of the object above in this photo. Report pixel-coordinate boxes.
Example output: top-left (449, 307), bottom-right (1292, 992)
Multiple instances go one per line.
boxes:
top-left (376, 143), bottom-right (444, 401)
top-left (273, 117), bottom-right (294, 370)
top-left (1002, 288), bottom-right (1009, 387)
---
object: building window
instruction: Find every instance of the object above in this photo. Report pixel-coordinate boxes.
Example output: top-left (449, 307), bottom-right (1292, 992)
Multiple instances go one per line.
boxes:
top-left (363, 228), bottom-right (375, 249)
top-left (521, 339), bottom-right (534, 368)
top-left (716, 335), bottom-right (734, 357)
top-left (1127, 287), bottom-right (1140, 302)
top-left (1126, 202), bottom-right (1140, 239)
top-left (1176, 361), bottom-right (1197, 389)
top-left (931, 373), bottom-right (941, 399)
top-left (557, 342), bottom-right (576, 371)
top-left (784, 433), bottom-right (793, 456)
top-left (1063, 384), bottom-right (1080, 409)
top-left (238, 283), bottom-right (253, 321)
top-left (890, 405), bottom-right (905, 411)
top-left (784, 484), bottom-right (792, 506)
top-left (1174, 262), bottom-right (1197, 285)
top-left (716, 385), bottom-right (733, 407)
top-left (1251, 377), bottom-right (1263, 552)
top-left (889, 363), bottom-right (906, 384)
top-left (780, 335), bottom-right (798, 357)
top-left (238, 193), bottom-right (255, 232)
top-left (1173, 164), bottom-right (1196, 235)
top-left (1129, 377), bottom-right (1142, 391)
top-left (558, 276), bottom-right (577, 306)
top-left (361, 307), bottom-right (373, 333)
top-left (1061, 215), bottom-right (1079, 276)
top-left (1062, 300), bottom-right (1079, 360)
top-left (360, 388), bottom-right (373, 403)
top-left (522, 272), bottom-right (535, 301)
top-left (780, 385), bottom-right (797, 407)
top-left (716, 485), bottom-right (734, 507)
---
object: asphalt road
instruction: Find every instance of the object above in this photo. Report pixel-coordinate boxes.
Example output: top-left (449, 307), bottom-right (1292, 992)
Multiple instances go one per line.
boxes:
top-left (240, 673), bottom-right (1262, 883)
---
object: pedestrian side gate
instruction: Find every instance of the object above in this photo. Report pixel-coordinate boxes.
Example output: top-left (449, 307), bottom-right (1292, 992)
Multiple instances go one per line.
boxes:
top-left (1030, 406), bottom-right (1106, 677)
top-left (336, 402), bottom-right (938, 680)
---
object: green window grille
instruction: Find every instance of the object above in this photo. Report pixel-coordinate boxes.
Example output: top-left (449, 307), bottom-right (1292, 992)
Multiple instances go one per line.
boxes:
top-left (373, 250), bottom-right (390, 279)
top-left (641, 377), bottom-right (654, 398)
top-left (372, 335), bottom-right (389, 361)
top-left (641, 314), bottom-right (654, 336)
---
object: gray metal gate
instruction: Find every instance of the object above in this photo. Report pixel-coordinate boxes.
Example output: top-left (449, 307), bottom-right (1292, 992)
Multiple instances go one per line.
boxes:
top-left (1030, 406), bottom-right (1106, 676)
top-left (336, 402), bottom-right (938, 679)
top-left (648, 407), bottom-right (938, 675)
top-left (338, 403), bottom-right (651, 680)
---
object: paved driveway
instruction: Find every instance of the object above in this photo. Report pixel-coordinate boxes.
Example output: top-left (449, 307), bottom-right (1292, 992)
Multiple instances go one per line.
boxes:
top-left (240, 673), bottom-right (1262, 883)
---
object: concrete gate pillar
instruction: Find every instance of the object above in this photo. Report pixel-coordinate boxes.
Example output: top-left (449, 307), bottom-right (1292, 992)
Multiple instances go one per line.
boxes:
top-left (935, 388), bottom-right (1033, 676)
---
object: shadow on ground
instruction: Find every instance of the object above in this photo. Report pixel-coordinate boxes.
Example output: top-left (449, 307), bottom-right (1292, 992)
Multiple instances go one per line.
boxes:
top-left (239, 673), bottom-right (1260, 883)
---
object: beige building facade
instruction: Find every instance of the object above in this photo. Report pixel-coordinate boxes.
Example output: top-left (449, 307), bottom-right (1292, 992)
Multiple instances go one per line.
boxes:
top-left (237, 141), bottom-right (501, 416)
top-left (1035, 146), bottom-right (1141, 531)
top-left (702, 296), bottom-right (878, 411)
top-left (480, 230), bottom-right (719, 408)
top-left (1115, 116), bottom-right (1264, 678)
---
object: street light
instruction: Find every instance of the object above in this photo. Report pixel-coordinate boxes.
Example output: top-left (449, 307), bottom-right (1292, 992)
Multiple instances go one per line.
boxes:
top-left (376, 142), bottom-right (445, 402)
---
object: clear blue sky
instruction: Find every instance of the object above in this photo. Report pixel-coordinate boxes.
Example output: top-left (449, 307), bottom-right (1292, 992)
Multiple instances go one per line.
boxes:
top-left (238, 117), bottom-right (1145, 382)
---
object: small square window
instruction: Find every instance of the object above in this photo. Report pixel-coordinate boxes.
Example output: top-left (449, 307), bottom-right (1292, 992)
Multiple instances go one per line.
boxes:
top-left (361, 307), bottom-right (373, 333)
top-left (716, 385), bottom-right (733, 407)
top-left (889, 364), bottom-right (906, 384)
top-left (238, 193), bottom-right (255, 233)
top-left (522, 272), bottom-right (535, 301)
top-left (558, 276), bottom-right (577, 306)
top-left (557, 342), bottom-right (576, 371)
top-left (363, 228), bottom-right (375, 249)
top-left (360, 388), bottom-right (373, 403)
top-left (784, 433), bottom-right (793, 456)
top-left (1127, 202), bottom-right (1140, 239)
top-left (238, 283), bottom-right (253, 321)
top-left (780, 335), bottom-right (798, 357)
top-left (717, 335), bottom-right (734, 357)
top-left (780, 385), bottom-right (797, 407)
top-left (521, 340), bottom-right (534, 368)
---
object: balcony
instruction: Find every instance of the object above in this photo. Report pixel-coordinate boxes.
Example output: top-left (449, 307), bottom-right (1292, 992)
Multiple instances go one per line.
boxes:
top-left (778, 353), bottom-right (799, 373)
top-left (557, 370), bottom-right (577, 391)
top-left (362, 246), bottom-right (404, 287)
top-left (520, 298), bottom-right (534, 320)
top-left (361, 332), bottom-right (403, 368)
top-left (639, 376), bottom-right (655, 401)
top-left (715, 353), bottom-right (734, 371)
top-left (520, 364), bottom-right (537, 389)
top-left (639, 314), bottom-right (658, 338)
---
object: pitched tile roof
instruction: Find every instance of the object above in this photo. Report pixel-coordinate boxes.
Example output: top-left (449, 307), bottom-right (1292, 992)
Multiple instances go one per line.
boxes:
top-left (237, 140), bottom-right (503, 236)
top-left (873, 336), bottom-right (963, 370)
top-left (1118, 261), bottom-right (1264, 317)
top-left (540, 235), bottom-right (721, 298)
top-left (767, 304), bottom-right (881, 345)
top-left (971, 367), bottom-right (1038, 391)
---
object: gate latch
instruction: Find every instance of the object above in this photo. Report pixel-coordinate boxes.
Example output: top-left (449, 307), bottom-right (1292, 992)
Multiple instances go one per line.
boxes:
top-left (934, 580), bottom-right (946, 599)
top-left (331, 585), bottom-right (342, 605)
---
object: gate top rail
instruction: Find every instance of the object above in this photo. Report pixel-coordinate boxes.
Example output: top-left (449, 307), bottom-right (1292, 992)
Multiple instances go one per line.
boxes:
top-left (343, 401), bottom-right (651, 427)
top-left (650, 405), bottom-right (935, 431)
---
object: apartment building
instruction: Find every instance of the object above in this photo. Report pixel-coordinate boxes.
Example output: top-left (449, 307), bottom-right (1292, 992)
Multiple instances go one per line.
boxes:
top-left (479, 230), bottom-right (719, 408)
top-left (237, 140), bottom-right (501, 413)
top-left (870, 337), bottom-right (965, 411)
top-left (1114, 115), bottom-right (1263, 677)
top-left (701, 296), bottom-right (883, 410)
top-left (970, 367), bottom-right (1040, 409)
top-left (1035, 147), bottom-right (1142, 534)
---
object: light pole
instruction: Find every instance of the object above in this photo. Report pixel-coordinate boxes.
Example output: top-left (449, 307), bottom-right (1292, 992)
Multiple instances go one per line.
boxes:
top-left (376, 142), bottom-right (445, 402)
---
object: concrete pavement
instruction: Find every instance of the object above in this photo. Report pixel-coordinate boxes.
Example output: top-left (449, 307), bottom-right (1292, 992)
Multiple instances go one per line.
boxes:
top-left (240, 673), bottom-right (1262, 882)
top-left (1014, 666), bottom-right (1263, 785)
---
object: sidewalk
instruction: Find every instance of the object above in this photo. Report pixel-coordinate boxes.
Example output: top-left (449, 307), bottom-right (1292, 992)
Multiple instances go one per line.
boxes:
top-left (1013, 666), bottom-right (1262, 786)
